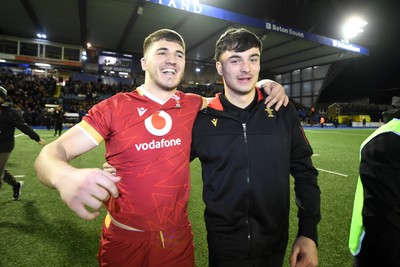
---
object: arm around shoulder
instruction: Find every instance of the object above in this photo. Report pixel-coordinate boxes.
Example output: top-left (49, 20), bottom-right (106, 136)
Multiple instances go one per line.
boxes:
top-left (257, 79), bottom-right (289, 110)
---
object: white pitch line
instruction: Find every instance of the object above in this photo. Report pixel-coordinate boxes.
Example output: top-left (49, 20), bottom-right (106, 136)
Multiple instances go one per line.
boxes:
top-left (14, 175), bottom-right (26, 178)
top-left (317, 168), bottom-right (348, 177)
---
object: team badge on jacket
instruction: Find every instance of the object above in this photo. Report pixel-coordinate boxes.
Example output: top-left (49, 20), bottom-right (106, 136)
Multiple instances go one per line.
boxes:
top-left (265, 107), bottom-right (275, 118)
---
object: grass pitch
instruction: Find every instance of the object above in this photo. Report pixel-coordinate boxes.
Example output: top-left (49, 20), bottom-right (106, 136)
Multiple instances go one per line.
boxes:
top-left (0, 127), bottom-right (375, 266)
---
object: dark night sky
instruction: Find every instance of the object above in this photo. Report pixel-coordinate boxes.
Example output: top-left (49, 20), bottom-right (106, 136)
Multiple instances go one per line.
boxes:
top-left (219, 0), bottom-right (400, 104)
top-left (310, 0), bottom-right (400, 104)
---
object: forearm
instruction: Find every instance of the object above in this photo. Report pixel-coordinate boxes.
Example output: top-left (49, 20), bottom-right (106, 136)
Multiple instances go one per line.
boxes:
top-left (35, 125), bottom-right (98, 188)
top-left (294, 168), bottom-right (320, 243)
top-left (18, 123), bottom-right (41, 142)
top-left (34, 142), bottom-right (76, 189)
top-left (34, 123), bottom-right (119, 220)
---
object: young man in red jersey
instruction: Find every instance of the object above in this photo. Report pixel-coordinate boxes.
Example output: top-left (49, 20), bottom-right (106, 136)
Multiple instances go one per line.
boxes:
top-left (35, 29), bottom-right (288, 267)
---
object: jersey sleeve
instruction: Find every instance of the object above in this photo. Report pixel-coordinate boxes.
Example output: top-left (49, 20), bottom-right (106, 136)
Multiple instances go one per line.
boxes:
top-left (80, 97), bottom-right (115, 144)
top-left (185, 93), bottom-right (204, 111)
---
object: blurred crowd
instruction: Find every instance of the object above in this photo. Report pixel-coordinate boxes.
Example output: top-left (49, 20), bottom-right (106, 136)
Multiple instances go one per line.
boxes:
top-left (0, 68), bottom-right (220, 127)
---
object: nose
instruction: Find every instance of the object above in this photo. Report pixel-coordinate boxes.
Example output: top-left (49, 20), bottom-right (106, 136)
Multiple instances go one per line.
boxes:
top-left (240, 61), bottom-right (251, 72)
top-left (165, 53), bottom-right (177, 64)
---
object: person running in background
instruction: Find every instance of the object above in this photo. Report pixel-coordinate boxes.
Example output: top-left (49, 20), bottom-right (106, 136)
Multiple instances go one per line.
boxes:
top-left (34, 29), bottom-right (288, 267)
top-left (0, 86), bottom-right (46, 200)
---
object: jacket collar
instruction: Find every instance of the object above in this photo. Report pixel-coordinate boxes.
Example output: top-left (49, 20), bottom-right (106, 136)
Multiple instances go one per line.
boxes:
top-left (207, 87), bottom-right (265, 112)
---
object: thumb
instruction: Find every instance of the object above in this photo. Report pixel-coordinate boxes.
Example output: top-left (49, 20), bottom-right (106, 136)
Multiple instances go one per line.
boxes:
top-left (107, 174), bottom-right (121, 198)
top-left (98, 169), bottom-right (121, 199)
top-left (109, 174), bottom-right (121, 183)
top-left (290, 248), bottom-right (300, 267)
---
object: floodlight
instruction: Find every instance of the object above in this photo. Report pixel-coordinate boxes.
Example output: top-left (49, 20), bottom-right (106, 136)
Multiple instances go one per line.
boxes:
top-left (36, 33), bottom-right (47, 39)
top-left (342, 16), bottom-right (367, 42)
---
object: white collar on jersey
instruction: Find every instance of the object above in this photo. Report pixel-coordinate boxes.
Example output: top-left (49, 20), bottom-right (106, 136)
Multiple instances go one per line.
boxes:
top-left (137, 85), bottom-right (180, 109)
top-left (137, 85), bottom-right (167, 105)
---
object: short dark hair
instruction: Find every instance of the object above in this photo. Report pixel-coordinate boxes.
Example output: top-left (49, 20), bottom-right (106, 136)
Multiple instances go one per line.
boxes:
top-left (214, 28), bottom-right (262, 61)
top-left (143, 29), bottom-right (186, 55)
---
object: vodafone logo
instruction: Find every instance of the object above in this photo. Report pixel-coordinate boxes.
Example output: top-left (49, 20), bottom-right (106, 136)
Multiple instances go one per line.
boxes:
top-left (144, 111), bottom-right (172, 136)
top-left (136, 110), bottom-right (181, 151)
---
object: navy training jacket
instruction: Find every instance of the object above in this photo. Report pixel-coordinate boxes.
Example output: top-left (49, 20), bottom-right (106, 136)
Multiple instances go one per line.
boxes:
top-left (190, 88), bottom-right (321, 260)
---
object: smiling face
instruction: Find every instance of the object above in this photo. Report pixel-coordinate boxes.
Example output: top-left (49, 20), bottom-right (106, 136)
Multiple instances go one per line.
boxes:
top-left (216, 47), bottom-right (260, 98)
top-left (141, 39), bottom-right (186, 95)
top-left (214, 28), bottom-right (262, 107)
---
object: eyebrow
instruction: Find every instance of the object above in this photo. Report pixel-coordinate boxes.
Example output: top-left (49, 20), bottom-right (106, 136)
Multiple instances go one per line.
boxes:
top-left (250, 53), bottom-right (260, 58)
top-left (227, 53), bottom-right (260, 60)
top-left (156, 47), bottom-right (185, 56)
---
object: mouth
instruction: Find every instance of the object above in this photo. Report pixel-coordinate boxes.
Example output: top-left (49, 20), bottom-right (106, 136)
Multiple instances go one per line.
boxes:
top-left (161, 68), bottom-right (177, 75)
top-left (238, 76), bottom-right (252, 82)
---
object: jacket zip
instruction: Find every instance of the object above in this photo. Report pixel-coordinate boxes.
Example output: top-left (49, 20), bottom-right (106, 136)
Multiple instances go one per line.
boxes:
top-left (242, 122), bottom-right (251, 256)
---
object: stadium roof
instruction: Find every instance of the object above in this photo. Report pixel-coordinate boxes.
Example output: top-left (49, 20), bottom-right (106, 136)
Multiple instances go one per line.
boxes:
top-left (0, 0), bottom-right (369, 83)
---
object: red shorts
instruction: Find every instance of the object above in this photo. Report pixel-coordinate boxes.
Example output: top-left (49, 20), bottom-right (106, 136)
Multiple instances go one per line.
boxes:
top-left (98, 219), bottom-right (195, 267)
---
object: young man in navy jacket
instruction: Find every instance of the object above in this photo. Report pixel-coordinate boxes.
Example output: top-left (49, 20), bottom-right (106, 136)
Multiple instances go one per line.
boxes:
top-left (190, 28), bottom-right (320, 267)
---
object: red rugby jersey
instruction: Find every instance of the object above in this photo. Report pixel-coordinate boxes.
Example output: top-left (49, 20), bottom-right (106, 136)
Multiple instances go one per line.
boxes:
top-left (80, 87), bottom-right (203, 231)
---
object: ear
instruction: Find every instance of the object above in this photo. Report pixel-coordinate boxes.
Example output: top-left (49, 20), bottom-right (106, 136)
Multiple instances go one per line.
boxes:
top-left (216, 61), bottom-right (223, 76)
top-left (140, 57), bottom-right (146, 71)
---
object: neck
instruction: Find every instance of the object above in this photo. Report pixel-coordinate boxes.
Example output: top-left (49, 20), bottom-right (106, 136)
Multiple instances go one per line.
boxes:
top-left (224, 88), bottom-right (256, 109)
top-left (143, 80), bottom-right (177, 102)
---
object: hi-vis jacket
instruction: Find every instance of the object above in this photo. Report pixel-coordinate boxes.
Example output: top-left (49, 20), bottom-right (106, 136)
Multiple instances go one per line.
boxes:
top-left (190, 88), bottom-right (320, 260)
top-left (349, 118), bottom-right (400, 256)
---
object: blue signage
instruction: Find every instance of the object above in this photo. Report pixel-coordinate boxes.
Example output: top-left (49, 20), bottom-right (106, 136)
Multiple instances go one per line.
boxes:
top-left (145, 0), bottom-right (264, 28)
top-left (146, 0), bottom-right (369, 55)
top-left (265, 21), bottom-right (369, 56)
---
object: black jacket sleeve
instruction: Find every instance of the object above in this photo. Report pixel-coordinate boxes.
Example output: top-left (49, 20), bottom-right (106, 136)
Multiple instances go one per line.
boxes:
top-left (289, 106), bottom-right (321, 244)
top-left (10, 109), bottom-right (41, 142)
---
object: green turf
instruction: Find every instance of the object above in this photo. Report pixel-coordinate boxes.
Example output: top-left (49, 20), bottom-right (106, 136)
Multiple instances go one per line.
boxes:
top-left (0, 128), bottom-right (375, 266)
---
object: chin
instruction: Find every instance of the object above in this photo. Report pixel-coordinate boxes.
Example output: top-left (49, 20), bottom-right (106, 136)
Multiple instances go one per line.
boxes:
top-left (162, 83), bottom-right (180, 91)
